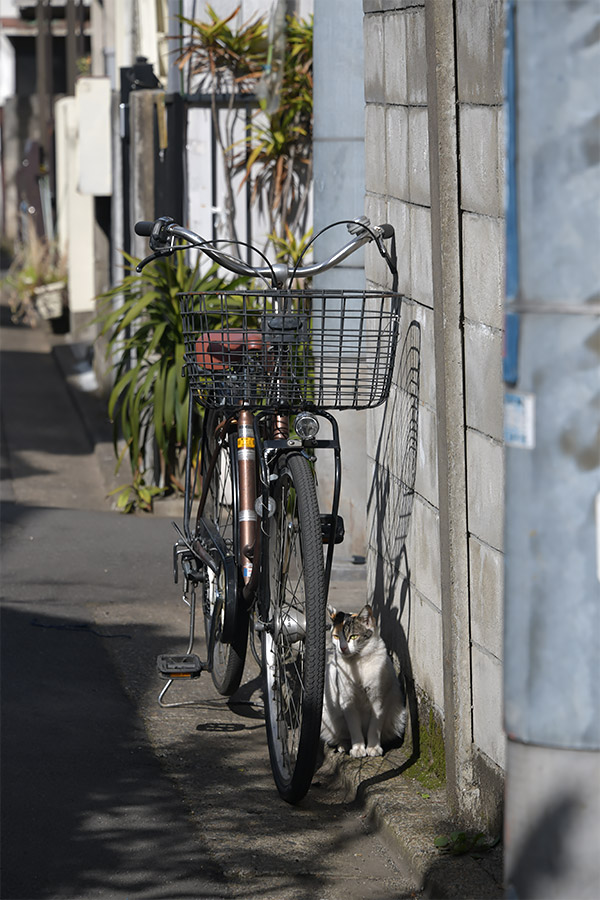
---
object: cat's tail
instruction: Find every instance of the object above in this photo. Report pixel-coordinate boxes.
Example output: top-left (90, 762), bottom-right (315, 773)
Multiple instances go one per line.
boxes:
top-left (382, 704), bottom-right (407, 745)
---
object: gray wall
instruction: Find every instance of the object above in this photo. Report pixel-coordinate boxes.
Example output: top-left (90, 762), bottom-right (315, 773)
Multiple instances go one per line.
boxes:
top-left (363, 0), bottom-right (505, 828)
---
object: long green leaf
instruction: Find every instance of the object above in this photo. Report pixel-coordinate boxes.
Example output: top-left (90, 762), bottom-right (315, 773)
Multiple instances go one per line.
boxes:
top-left (163, 363), bottom-right (176, 440)
top-left (108, 367), bottom-right (138, 420)
top-left (153, 365), bottom-right (166, 452)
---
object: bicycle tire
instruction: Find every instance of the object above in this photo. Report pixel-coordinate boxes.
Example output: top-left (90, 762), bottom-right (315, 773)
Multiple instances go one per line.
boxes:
top-left (261, 452), bottom-right (326, 803)
top-left (200, 409), bottom-right (248, 696)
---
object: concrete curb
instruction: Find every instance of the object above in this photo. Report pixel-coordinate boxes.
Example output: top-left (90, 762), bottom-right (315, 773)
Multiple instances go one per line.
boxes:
top-left (322, 748), bottom-right (503, 899)
top-left (51, 341), bottom-right (122, 508)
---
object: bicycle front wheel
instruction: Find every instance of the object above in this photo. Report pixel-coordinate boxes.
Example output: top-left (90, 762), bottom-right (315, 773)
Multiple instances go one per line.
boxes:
top-left (261, 453), bottom-right (326, 803)
top-left (200, 409), bottom-right (248, 696)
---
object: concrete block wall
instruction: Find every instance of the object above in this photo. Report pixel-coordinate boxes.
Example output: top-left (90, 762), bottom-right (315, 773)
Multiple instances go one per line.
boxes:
top-left (364, 0), bottom-right (444, 717)
top-left (456, 0), bottom-right (505, 775)
top-left (363, 0), bottom-right (506, 828)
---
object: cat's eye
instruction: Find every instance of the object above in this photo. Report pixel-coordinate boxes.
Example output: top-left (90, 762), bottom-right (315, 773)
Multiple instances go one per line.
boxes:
top-left (349, 635), bottom-right (359, 641)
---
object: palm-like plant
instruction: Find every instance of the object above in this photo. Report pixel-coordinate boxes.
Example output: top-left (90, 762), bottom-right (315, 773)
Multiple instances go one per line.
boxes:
top-left (178, 4), bottom-right (267, 93)
top-left (176, 5), bottom-right (313, 247)
top-left (96, 251), bottom-right (245, 510)
top-left (177, 5), bottom-right (268, 244)
top-left (245, 14), bottom-right (313, 238)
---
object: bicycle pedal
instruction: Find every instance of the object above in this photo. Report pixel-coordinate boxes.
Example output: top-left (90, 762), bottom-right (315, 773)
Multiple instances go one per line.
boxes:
top-left (157, 654), bottom-right (204, 679)
top-left (321, 514), bottom-right (345, 544)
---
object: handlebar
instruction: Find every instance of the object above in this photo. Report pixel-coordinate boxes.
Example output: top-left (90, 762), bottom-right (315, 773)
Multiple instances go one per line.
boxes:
top-left (133, 215), bottom-right (396, 287)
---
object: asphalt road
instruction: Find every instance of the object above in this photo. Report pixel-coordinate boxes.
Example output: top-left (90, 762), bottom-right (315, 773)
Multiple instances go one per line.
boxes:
top-left (0, 306), bottom-right (421, 900)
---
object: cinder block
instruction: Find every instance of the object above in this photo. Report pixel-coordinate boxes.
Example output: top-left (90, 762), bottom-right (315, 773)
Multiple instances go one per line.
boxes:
top-left (387, 197), bottom-right (411, 295)
top-left (370, 317), bottom-right (431, 512)
top-left (464, 320), bottom-right (504, 441)
top-left (462, 212), bottom-right (504, 329)
top-left (472, 645), bottom-right (505, 768)
top-left (365, 104), bottom-right (387, 196)
top-left (459, 105), bottom-right (504, 217)
top-left (381, 0), bottom-right (424, 10)
top-left (367, 454), bottom-right (416, 573)
top-left (408, 587), bottom-right (444, 710)
top-left (470, 536), bottom-right (504, 660)
top-left (364, 14), bottom-right (385, 103)
top-left (466, 429), bottom-right (505, 551)
top-left (409, 204), bottom-right (434, 307)
top-left (408, 106), bottom-right (430, 206)
top-left (383, 11), bottom-right (408, 105)
top-left (413, 400), bottom-right (439, 508)
top-left (406, 8), bottom-right (427, 105)
top-left (456, 0), bottom-right (505, 105)
top-left (368, 542), bottom-right (443, 715)
top-left (399, 299), bottom-right (436, 410)
top-left (405, 494), bottom-right (442, 610)
top-left (380, 0), bottom-right (425, 11)
top-left (365, 193), bottom-right (394, 288)
top-left (386, 105), bottom-right (409, 201)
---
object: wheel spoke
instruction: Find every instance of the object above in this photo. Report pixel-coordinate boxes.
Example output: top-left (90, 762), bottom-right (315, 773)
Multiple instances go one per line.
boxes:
top-left (262, 454), bottom-right (326, 802)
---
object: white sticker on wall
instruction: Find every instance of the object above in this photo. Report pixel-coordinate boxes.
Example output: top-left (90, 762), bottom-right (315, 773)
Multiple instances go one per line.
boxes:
top-left (504, 392), bottom-right (536, 449)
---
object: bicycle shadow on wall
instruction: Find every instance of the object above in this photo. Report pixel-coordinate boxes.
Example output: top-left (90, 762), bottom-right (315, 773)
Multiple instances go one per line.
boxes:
top-left (368, 318), bottom-right (421, 769)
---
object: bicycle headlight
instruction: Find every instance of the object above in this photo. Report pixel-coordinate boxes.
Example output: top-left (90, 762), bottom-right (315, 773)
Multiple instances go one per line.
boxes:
top-left (295, 412), bottom-right (320, 440)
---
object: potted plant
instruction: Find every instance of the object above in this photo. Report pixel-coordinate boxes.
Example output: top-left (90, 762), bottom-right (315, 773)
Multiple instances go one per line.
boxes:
top-left (3, 227), bottom-right (67, 326)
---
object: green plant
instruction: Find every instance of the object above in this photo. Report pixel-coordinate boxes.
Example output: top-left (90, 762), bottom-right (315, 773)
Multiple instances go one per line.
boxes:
top-left (3, 225), bottom-right (66, 326)
top-left (434, 831), bottom-right (501, 857)
top-left (243, 13), bottom-right (313, 239)
top-left (267, 225), bottom-right (313, 288)
top-left (178, 4), bottom-right (267, 92)
top-left (408, 704), bottom-right (446, 791)
top-left (95, 251), bottom-right (246, 511)
top-left (177, 5), bottom-right (268, 244)
top-left (107, 472), bottom-right (167, 514)
top-left (268, 224), bottom-right (313, 265)
top-left (176, 4), bottom-right (313, 248)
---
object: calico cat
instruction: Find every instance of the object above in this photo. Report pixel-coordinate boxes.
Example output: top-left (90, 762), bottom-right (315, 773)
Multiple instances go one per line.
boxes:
top-left (321, 605), bottom-right (406, 758)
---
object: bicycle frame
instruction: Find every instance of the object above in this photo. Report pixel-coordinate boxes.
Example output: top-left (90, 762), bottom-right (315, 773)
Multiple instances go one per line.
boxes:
top-left (179, 400), bottom-right (343, 618)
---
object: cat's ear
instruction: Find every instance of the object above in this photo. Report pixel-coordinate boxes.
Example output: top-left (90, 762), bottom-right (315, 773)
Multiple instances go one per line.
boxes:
top-left (357, 605), bottom-right (375, 627)
top-left (327, 604), bottom-right (337, 622)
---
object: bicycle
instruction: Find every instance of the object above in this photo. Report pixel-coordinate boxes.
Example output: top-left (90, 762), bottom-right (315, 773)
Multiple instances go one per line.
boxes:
top-left (133, 214), bottom-right (401, 802)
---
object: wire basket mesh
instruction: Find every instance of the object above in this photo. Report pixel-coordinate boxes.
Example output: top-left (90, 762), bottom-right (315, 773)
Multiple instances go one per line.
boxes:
top-left (179, 290), bottom-right (402, 411)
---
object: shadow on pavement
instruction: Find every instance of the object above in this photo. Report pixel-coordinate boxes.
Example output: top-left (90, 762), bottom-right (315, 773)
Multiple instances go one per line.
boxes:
top-left (0, 602), bottom-right (228, 900)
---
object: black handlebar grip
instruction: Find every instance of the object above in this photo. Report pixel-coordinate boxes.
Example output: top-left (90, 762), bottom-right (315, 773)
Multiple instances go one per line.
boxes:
top-left (380, 223), bottom-right (394, 240)
top-left (134, 221), bottom-right (154, 237)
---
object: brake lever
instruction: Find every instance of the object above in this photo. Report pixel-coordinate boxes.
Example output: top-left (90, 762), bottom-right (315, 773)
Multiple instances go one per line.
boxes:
top-left (135, 247), bottom-right (175, 273)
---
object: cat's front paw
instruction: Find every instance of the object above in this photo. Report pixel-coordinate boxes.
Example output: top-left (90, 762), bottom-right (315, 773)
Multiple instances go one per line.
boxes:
top-left (366, 744), bottom-right (383, 757)
top-left (350, 743), bottom-right (367, 758)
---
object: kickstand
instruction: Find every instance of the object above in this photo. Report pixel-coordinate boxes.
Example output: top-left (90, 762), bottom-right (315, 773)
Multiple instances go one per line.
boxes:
top-left (157, 581), bottom-right (205, 709)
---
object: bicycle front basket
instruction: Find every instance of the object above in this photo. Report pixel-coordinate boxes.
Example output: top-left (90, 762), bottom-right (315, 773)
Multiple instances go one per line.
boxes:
top-left (179, 289), bottom-right (402, 411)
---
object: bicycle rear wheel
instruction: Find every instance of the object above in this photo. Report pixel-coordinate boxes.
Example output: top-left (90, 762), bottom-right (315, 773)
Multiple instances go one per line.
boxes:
top-left (200, 409), bottom-right (248, 695)
top-left (261, 453), bottom-right (326, 803)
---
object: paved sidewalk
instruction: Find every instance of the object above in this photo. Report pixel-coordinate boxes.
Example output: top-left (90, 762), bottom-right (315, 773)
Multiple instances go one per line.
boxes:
top-left (1, 306), bottom-right (504, 899)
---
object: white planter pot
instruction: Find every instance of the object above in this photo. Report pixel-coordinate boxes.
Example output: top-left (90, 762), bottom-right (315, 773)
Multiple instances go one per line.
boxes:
top-left (34, 282), bottom-right (66, 320)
